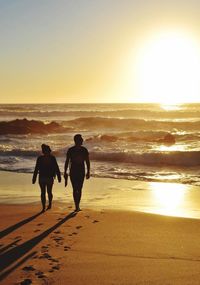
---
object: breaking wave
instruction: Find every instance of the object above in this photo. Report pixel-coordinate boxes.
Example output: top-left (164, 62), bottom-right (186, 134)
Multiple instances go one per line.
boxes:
top-left (1, 149), bottom-right (200, 167)
top-left (63, 117), bottom-right (200, 131)
top-left (91, 150), bottom-right (200, 166)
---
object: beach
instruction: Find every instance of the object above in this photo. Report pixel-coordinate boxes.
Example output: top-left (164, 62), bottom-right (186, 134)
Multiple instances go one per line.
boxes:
top-left (2, 0), bottom-right (200, 282)
top-left (1, 172), bottom-right (200, 284)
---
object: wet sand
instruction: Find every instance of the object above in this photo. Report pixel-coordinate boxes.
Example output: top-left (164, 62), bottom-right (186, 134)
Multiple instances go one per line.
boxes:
top-left (1, 171), bottom-right (200, 218)
top-left (1, 171), bottom-right (200, 284)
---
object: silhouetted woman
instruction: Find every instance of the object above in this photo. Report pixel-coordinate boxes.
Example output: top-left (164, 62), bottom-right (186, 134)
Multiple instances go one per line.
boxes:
top-left (32, 144), bottom-right (61, 212)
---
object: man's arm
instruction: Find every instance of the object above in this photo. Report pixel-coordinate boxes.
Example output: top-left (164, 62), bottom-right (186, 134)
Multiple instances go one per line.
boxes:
top-left (64, 152), bottom-right (70, 187)
top-left (54, 157), bottom-right (61, 182)
top-left (64, 151), bottom-right (70, 177)
top-left (85, 153), bottom-right (90, 179)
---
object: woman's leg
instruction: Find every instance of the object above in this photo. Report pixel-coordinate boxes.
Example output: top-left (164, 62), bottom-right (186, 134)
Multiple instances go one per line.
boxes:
top-left (39, 182), bottom-right (46, 212)
top-left (47, 181), bottom-right (53, 209)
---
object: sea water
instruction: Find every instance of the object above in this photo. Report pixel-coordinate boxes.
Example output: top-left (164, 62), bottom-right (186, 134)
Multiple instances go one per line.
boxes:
top-left (0, 103), bottom-right (200, 186)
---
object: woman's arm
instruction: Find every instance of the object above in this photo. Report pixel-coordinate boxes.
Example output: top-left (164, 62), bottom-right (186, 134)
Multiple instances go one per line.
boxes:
top-left (32, 157), bottom-right (39, 184)
top-left (54, 157), bottom-right (61, 182)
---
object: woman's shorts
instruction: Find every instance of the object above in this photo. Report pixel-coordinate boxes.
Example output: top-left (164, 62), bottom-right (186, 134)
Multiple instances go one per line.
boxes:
top-left (39, 177), bottom-right (54, 186)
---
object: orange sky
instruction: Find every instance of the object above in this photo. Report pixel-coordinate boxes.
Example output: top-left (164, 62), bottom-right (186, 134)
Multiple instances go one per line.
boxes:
top-left (1, 0), bottom-right (200, 103)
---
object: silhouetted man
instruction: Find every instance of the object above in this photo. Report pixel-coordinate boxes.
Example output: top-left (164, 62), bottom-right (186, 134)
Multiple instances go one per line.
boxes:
top-left (64, 134), bottom-right (90, 212)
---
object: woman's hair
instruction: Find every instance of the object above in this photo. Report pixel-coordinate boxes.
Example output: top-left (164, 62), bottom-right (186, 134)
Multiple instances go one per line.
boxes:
top-left (41, 144), bottom-right (51, 154)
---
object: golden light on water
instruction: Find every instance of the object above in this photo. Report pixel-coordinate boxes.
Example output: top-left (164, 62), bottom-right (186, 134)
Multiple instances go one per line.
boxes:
top-left (149, 182), bottom-right (187, 217)
top-left (134, 30), bottom-right (200, 104)
top-left (160, 104), bottom-right (183, 111)
top-left (155, 144), bottom-right (187, 152)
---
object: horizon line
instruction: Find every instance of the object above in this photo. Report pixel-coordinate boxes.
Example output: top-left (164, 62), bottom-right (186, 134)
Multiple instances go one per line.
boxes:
top-left (1, 102), bottom-right (200, 105)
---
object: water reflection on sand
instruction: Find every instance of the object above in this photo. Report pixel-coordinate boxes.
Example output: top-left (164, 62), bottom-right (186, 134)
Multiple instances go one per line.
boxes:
top-left (148, 182), bottom-right (187, 217)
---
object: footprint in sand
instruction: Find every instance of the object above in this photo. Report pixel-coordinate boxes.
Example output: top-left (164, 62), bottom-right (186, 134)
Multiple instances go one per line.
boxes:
top-left (64, 246), bottom-right (71, 251)
top-left (38, 274), bottom-right (46, 278)
top-left (93, 220), bottom-right (99, 223)
top-left (52, 265), bottom-right (60, 270)
top-left (54, 237), bottom-right (64, 242)
top-left (72, 232), bottom-right (78, 235)
top-left (57, 218), bottom-right (63, 221)
top-left (41, 245), bottom-right (49, 249)
top-left (37, 223), bottom-right (43, 226)
top-left (85, 215), bottom-right (90, 219)
top-left (22, 266), bottom-right (35, 272)
top-left (49, 258), bottom-right (59, 263)
top-left (14, 236), bottom-right (21, 240)
top-left (54, 230), bottom-right (61, 234)
top-left (76, 226), bottom-right (82, 229)
top-left (35, 271), bottom-right (45, 278)
top-left (39, 253), bottom-right (52, 259)
top-left (20, 278), bottom-right (32, 285)
top-left (34, 229), bottom-right (40, 233)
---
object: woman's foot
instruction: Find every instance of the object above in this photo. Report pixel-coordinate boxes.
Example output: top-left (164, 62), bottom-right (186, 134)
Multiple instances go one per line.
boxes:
top-left (46, 204), bottom-right (52, 210)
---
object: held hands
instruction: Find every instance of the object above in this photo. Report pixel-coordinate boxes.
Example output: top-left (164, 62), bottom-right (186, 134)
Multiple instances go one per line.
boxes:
top-left (86, 172), bottom-right (90, 179)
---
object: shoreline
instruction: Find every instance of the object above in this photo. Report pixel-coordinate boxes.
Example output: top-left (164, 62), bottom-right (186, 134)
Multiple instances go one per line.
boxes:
top-left (1, 171), bottom-right (200, 219)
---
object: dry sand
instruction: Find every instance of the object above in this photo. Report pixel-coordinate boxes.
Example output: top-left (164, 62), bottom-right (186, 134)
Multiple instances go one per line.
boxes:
top-left (1, 203), bottom-right (200, 285)
top-left (1, 171), bottom-right (200, 284)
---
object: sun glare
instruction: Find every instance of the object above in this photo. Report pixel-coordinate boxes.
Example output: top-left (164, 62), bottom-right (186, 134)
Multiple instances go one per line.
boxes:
top-left (135, 30), bottom-right (200, 104)
top-left (149, 182), bottom-right (187, 217)
top-left (155, 144), bottom-right (187, 152)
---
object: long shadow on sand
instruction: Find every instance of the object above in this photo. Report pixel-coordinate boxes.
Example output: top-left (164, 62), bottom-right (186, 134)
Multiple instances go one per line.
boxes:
top-left (0, 239), bottom-right (21, 254)
top-left (0, 212), bottom-right (42, 239)
top-left (0, 211), bottom-right (76, 281)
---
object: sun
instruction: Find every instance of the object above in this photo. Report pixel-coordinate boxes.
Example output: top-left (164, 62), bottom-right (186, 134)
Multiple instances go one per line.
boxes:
top-left (135, 30), bottom-right (200, 104)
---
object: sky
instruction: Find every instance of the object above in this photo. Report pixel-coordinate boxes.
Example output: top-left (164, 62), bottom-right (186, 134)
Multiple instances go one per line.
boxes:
top-left (1, 0), bottom-right (200, 103)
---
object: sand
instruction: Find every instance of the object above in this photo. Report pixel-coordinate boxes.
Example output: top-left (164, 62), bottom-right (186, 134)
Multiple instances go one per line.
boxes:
top-left (1, 172), bottom-right (200, 284)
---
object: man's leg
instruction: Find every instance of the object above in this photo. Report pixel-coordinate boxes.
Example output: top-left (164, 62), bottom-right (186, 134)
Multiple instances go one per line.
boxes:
top-left (76, 181), bottom-right (83, 208)
top-left (70, 176), bottom-right (84, 211)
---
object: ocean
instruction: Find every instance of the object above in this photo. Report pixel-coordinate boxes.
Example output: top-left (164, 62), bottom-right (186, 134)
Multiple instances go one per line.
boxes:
top-left (0, 103), bottom-right (200, 186)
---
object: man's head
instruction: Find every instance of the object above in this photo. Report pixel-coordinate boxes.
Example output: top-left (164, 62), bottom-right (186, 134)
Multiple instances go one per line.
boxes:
top-left (74, 134), bottom-right (83, 146)
top-left (41, 144), bottom-right (51, 154)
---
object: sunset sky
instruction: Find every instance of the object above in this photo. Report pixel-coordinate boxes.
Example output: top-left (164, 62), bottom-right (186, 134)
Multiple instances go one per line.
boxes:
top-left (1, 0), bottom-right (200, 103)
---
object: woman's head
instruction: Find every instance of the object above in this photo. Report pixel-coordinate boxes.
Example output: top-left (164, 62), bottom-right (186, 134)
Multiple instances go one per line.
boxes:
top-left (41, 144), bottom-right (51, 154)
